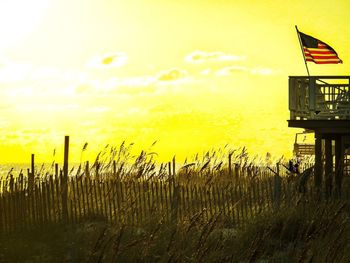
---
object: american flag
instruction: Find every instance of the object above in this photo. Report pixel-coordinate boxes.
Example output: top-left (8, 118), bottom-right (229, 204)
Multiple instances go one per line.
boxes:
top-left (298, 31), bottom-right (342, 64)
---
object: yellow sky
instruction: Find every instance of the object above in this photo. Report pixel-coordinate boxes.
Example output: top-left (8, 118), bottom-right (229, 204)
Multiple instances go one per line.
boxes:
top-left (0, 0), bottom-right (349, 164)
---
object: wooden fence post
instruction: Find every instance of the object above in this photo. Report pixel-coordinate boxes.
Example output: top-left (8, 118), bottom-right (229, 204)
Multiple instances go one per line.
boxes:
top-left (113, 160), bottom-right (116, 178)
top-left (172, 156), bottom-right (176, 177)
top-left (62, 136), bottom-right (69, 223)
top-left (28, 154), bottom-right (35, 192)
top-left (55, 163), bottom-right (59, 181)
top-left (170, 157), bottom-right (179, 223)
top-left (85, 161), bottom-right (90, 178)
top-left (228, 153), bottom-right (232, 177)
top-left (96, 162), bottom-right (100, 179)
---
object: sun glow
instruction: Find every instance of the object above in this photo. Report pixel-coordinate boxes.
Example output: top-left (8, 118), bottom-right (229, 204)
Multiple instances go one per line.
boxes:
top-left (0, 0), bottom-right (52, 50)
top-left (0, 0), bottom-right (350, 163)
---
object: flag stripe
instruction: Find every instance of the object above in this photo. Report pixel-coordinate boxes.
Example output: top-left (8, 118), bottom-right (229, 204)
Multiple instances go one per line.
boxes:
top-left (299, 30), bottom-right (342, 64)
top-left (305, 53), bottom-right (339, 58)
top-left (304, 48), bottom-right (335, 54)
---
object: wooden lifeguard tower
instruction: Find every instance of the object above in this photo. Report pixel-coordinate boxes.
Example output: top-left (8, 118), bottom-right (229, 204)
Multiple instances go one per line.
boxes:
top-left (293, 130), bottom-right (315, 158)
top-left (288, 76), bottom-right (350, 196)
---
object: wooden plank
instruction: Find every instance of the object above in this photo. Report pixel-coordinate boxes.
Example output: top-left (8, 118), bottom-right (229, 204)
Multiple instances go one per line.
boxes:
top-left (0, 195), bottom-right (4, 234)
top-left (84, 177), bottom-right (90, 216)
top-left (119, 181), bottom-right (127, 224)
top-left (97, 179), bottom-right (103, 218)
top-left (180, 185), bottom-right (186, 219)
top-left (314, 134), bottom-right (322, 189)
top-left (80, 176), bottom-right (86, 218)
top-left (163, 182), bottom-right (169, 222)
top-left (119, 181), bottom-right (125, 223)
top-left (186, 184), bottom-right (191, 217)
top-left (159, 181), bottom-right (164, 216)
top-left (111, 179), bottom-right (117, 222)
top-left (3, 194), bottom-right (8, 233)
top-left (28, 154), bottom-right (35, 192)
top-left (56, 171), bottom-right (62, 221)
top-left (212, 185), bottom-right (217, 215)
top-left (250, 182), bottom-right (255, 217)
top-left (88, 177), bottom-right (95, 216)
top-left (42, 181), bottom-right (48, 224)
top-left (115, 181), bottom-right (122, 223)
top-left (134, 181), bottom-right (141, 224)
top-left (107, 179), bottom-right (114, 221)
top-left (75, 175), bottom-right (82, 221)
top-left (325, 138), bottom-right (333, 198)
top-left (215, 184), bottom-right (221, 215)
top-left (62, 135), bottom-right (69, 223)
top-left (189, 184), bottom-right (195, 216)
top-left (129, 181), bottom-right (135, 224)
top-left (229, 187), bottom-right (236, 225)
top-left (193, 185), bottom-right (199, 216)
top-left (92, 179), bottom-right (98, 217)
top-left (152, 181), bottom-right (160, 217)
top-left (199, 186), bottom-right (208, 221)
top-left (85, 161), bottom-right (90, 178)
top-left (235, 185), bottom-right (242, 226)
top-left (71, 177), bottom-right (78, 223)
top-left (102, 180), bottom-right (108, 219)
top-left (150, 181), bottom-right (155, 215)
top-left (34, 184), bottom-right (40, 227)
top-left (220, 185), bottom-right (227, 217)
top-left (49, 175), bottom-right (55, 223)
top-left (207, 186), bottom-right (213, 218)
top-left (113, 161), bottom-right (117, 178)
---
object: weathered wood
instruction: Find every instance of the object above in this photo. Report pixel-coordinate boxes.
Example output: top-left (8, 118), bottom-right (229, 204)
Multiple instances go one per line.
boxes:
top-left (185, 184), bottom-right (191, 216)
top-left (80, 176), bottom-right (86, 218)
top-left (273, 163), bottom-right (281, 209)
top-left (84, 177), bottom-right (90, 215)
top-left (62, 136), bottom-right (69, 223)
top-left (228, 153), bottom-right (233, 177)
top-left (85, 161), bottom-right (90, 178)
top-left (42, 181), bottom-right (48, 224)
top-left (115, 181), bottom-right (122, 223)
top-left (113, 161), bottom-right (116, 178)
top-left (75, 175), bottom-right (82, 220)
top-left (335, 137), bottom-right (343, 197)
top-left (145, 183), bottom-right (152, 220)
top-left (106, 180), bottom-right (113, 222)
top-left (136, 181), bottom-right (143, 223)
top-left (28, 154), bottom-right (35, 192)
top-left (325, 138), bottom-right (333, 198)
top-left (97, 179), bottom-right (103, 217)
top-left (163, 182), bottom-right (169, 222)
top-left (229, 187), bottom-right (236, 225)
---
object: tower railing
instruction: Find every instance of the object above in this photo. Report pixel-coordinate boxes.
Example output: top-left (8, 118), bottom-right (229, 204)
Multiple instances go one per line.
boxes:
top-left (289, 76), bottom-right (350, 120)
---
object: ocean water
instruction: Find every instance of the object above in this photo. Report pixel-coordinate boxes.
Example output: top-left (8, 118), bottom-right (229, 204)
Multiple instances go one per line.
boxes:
top-left (0, 163), bottom-right (81, 179)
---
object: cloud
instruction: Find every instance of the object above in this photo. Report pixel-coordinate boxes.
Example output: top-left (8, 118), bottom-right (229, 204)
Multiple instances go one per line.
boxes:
top-left (215, 66), bottom-right (248, 76)
top-left (185, 50), bottom-right (245, 64)
top-left (87, 106), bottom-right (110, 113)
top-left (157, 68), bottom-right (188, 81)
top-left (215, 66), bottom-right (274, 76)
top-left (250, 68), bottom-right (273, 75)
top-left (200, 68), bottom-right (212, 75)
top-left (87, 52), bottom-right (127, 68)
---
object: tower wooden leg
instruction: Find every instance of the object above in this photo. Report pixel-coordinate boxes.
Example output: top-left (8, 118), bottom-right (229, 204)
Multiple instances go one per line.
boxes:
top-left (335, 137), bottom-right (343, 197)
top-left (315, 133), bottom-right (322, 190)
top-left (325, 138), bottom-right (333, 198)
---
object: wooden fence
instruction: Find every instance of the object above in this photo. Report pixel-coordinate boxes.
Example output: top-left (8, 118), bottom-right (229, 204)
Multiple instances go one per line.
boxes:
top-left (0, 136), bottom-right (328, 233)
top-left (0, 168), bottom-right (309, 234)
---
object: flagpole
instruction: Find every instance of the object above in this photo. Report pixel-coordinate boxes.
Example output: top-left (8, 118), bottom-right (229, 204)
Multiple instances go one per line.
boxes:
top-left (295, 25), bottom-right (310, 76)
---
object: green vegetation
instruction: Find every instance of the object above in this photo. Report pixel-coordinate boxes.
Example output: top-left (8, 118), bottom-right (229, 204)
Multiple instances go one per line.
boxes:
top-left (0, 144), bottom-right (348, 262)
top-left (1, 200), bottom-right (350, 262)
